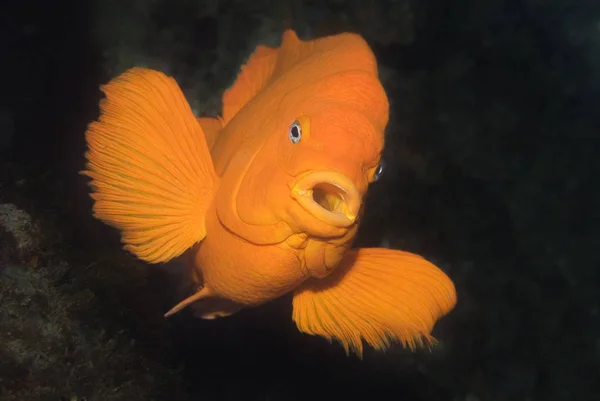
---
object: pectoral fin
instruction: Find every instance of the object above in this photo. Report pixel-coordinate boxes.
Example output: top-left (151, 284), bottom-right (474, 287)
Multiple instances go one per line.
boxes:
top-left (292, 248), bottom-right (456, 357)
top-left (82, 67), bottom-right (219, 264)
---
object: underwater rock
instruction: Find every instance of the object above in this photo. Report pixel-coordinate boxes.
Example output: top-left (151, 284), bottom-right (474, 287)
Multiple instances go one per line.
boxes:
top-left (0, 194), bottom-right (190, 400)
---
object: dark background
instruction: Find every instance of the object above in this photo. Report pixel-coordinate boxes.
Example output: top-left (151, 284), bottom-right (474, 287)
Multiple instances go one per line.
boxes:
top-left (1, 0), bottom-right (598, 400)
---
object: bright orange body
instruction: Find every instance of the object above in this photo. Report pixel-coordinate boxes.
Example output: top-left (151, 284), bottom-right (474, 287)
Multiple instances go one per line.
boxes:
top-left (82, 29), bottom-right (457, 356)
top-left (192, 201), bottom-right (305, 310)
top-left (181, 29), bottom-right (386, 316)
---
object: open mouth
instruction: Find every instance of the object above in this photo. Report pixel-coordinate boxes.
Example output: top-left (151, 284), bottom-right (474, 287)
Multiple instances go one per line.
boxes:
top-left (290, 171), bottom-right (361, 227)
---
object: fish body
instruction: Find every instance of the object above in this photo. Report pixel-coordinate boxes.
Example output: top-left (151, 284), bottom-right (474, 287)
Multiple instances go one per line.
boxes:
top-left (82, 29), bottom-right (456, 356)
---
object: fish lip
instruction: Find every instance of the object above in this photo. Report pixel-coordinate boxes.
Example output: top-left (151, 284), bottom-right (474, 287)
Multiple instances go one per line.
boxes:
top-left (289, 171), bottom-right (361, 228)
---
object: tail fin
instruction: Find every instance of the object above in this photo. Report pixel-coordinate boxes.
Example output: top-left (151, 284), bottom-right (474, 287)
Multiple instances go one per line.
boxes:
top-left (292, 248), bottom-right (456, 357)
top-left (82, 67), bottom-right (219, 264)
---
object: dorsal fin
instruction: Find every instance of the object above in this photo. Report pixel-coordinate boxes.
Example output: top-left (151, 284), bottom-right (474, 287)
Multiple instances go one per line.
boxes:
top-left (221, 29), bottom-right (379, 125)
top-left (221, 45), bottom-right (279, 124)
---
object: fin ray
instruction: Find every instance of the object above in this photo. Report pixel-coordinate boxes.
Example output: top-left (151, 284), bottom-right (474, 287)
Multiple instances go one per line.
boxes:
top-left (292, 248), bottom-right (456, 357)
top-left (82, 67), bottom-right (219, 264)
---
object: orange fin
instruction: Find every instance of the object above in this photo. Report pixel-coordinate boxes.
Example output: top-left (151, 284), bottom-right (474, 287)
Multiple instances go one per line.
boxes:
top-left (221, 44), bottom-right (279, 124)
top-left (220, 29), bottom-right (318, 124)
top-left (164, 286), bottom-right (213, 317)
top-left (221, 29), bottom-right (379, 126)
top-left (163, 282), bottom-right (244, 319)
top-left (197, 116), bottom-right (223, 151)
top-left (82, 67), bottom-right (219, 264)
top-left (292, 248), bottom-right (456, 357)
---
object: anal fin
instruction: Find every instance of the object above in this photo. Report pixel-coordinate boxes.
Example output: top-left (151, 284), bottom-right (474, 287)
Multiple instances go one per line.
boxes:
top-left (292, 248), bottom-right (456, 357)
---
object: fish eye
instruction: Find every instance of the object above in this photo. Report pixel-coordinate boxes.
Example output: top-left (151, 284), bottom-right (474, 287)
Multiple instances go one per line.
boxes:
top-left (373, 159), bottom-right (385, 181)
top-left (289, 120), bottom-right (302, 144)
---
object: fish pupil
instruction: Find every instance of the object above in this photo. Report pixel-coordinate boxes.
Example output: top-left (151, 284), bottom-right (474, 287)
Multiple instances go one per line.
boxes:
top-left (289, 121), bottom-right (302, 143)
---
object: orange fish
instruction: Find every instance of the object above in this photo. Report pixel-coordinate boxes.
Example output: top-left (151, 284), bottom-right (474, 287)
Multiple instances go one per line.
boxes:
top-left (82, 29), bottom-right (456, 357)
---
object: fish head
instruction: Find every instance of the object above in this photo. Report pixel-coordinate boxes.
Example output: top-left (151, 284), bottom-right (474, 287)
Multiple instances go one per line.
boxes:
top-left (281, 104), bottom-right (385, 235)
top-left (233, 70), bottom-right (389, 276)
